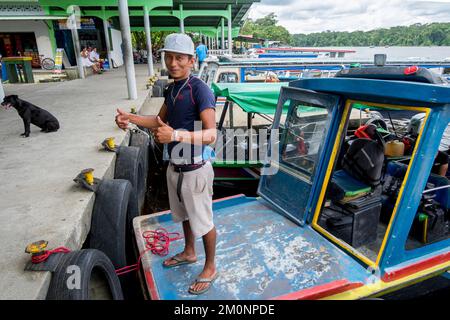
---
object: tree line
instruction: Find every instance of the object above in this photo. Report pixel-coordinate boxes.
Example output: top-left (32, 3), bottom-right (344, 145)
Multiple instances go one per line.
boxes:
top-left (293, 23), bottom-right (450, 46)
top-left (241, 13), bottom-right (450, 47)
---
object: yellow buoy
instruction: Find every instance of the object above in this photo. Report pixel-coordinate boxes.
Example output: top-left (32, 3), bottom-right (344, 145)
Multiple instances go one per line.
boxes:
top-left (82, 168), bottom-right (94, 185)
top-left (25, 240), bottom-right (48, 254)
top-left (106, 137), bottom-right (115, 149)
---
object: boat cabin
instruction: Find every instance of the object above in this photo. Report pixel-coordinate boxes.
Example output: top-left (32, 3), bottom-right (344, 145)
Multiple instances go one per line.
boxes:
top-left (134, 66), bottom-right (450, 300)
top-left (199, 60), bottom-right (342, 86)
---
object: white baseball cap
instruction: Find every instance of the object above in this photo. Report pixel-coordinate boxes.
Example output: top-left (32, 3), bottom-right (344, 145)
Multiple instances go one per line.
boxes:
top-left (159, 33), bottom-right (195, 56)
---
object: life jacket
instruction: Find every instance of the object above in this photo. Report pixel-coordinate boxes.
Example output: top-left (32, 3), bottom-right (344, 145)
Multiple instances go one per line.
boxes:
top-left (342, 138), bottom-right (385, 187)
top-left (354, 124), bottom-right (377, 140)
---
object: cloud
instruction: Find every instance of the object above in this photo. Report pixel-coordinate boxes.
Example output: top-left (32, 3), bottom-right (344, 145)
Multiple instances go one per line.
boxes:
top-left (248, 0), bottom-right (450, 34)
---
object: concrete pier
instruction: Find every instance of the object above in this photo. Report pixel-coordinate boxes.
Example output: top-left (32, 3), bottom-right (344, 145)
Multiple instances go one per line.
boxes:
top-left (0, 65), bottom-right (151, 299)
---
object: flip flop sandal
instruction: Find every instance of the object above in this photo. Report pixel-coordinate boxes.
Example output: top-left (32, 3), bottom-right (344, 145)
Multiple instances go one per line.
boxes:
top-left (188, 273), bottom-right (219, 295)
top-left (162, 254), bottom-right (197, 268)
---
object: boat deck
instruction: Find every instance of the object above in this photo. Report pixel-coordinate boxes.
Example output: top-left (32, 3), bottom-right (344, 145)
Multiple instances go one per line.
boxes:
top-left (133, 195), bottom-right (371, 300)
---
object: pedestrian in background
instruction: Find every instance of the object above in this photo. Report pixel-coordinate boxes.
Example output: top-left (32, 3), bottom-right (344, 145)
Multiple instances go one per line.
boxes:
top-left (195, 40), bottom-right (208, 70)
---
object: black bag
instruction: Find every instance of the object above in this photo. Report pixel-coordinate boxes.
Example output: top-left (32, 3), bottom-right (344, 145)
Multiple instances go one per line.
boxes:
top-left (342, 138), bottom-right (385, 187)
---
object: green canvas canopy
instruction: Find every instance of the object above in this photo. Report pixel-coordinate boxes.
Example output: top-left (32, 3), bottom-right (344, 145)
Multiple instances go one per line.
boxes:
top-left (212, 82), bottom-right (289, 115)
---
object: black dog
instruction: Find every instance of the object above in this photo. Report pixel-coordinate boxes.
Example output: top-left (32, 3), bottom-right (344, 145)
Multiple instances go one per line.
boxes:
top-left (1, 95), bottom-right (60, 137)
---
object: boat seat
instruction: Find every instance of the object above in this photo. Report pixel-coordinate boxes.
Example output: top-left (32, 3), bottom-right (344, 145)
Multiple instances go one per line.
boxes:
top-left (328, 138), bottom-right (385, 202)
top-left (328, 170), bottom-right (372, 202)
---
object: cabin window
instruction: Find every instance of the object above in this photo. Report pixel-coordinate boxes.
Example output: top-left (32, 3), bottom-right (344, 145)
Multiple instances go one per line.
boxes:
top-left (330, 52), bottom-right (337, 58)
top-left (218, 72), bottom-right (238, 83)
top-left (404, 122), bottom-right (450, 250)
top-left (281, 102), bottom-right (329, 181)
top-left (312, 101), bottom-right (430, 266)
top-left (206, 69), bottom-right (216, 86)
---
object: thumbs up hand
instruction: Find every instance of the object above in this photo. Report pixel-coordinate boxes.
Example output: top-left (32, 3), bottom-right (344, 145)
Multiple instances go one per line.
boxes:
top-left (155, 116), bottom-right (174, 143)
top-left (115, 108), bottom-right (130, 130)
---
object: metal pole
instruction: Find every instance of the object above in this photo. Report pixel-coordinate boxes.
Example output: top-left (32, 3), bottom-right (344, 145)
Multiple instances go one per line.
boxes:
top-left (102, 16), bottom-right (113, 68)
top-left (221, 18), bottom-right (225, 50)
top-left (179, 4), bottom-right (184, 33)
top-left (118, 0), bottom-right (137, 100)
top-left (227, 5), bottom-right (232, 55)
top-left (143, 5), bottom-right (154, 76)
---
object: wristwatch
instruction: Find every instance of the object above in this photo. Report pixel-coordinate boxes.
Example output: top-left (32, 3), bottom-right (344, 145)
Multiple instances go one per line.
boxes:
top-left (172, 130), bottom-right (179, 142)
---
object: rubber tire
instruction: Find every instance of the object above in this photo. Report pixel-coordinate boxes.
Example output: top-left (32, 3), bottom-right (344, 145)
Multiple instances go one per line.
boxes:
top-left (152, 85), bottom-right (162, 97)
top-left (90, 179), bottom-right (131, 269)
top-left (155, 79), bottom-right (168, 93)
top-left (115, 146), bottom-right (145, 220)
top-left (129, 130), bottom-right (149, 206)
top-left (46, 249), bottom-right (123, 300)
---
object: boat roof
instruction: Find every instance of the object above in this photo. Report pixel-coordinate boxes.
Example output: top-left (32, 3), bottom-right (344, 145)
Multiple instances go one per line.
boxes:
top-left (289, 77), bottom-right (450, 106)
top-left (212, 82), bottom-right (290, 114)
top-left (207, 59), bottom-right (450, 68)
top-left (260, 47), bottom-right (356, 53)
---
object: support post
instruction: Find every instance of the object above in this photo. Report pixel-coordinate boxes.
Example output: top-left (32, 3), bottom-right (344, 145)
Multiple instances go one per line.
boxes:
top-left (118, 0), bottom-right (137, 100)
top-left (71, 27), bottom-right (84, 79)
top-left (143, 5), bottom-right (154, 76)
top-left (0, 78), bottom-right (4, 101)
top-left (65, 6), bottom-right (84, 78)
top-left (216, 30), bottom-right (219, 50)
top-left (179, 4), bottom-right (184, 33)
top-left (102, 7), bottom-right (112, 67)
top-left (47, 21), bottom-right (57, 59)
top-left (221, 18), bottom-right (225, 50)
top-left (227, 5), bottom-right (232, 55)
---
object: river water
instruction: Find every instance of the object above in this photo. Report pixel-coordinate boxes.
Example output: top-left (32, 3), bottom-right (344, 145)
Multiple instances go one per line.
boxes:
top-left (312, 46), bottom-right (450, 61)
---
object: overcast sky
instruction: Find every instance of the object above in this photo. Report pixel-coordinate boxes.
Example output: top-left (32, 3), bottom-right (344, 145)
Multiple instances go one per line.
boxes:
top-left (247, 0), bottom-right (450, 34)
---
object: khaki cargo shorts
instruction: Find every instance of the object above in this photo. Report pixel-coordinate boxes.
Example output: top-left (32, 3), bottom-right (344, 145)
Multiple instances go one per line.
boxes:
top-left (166, 161), bottom-right (214, 238)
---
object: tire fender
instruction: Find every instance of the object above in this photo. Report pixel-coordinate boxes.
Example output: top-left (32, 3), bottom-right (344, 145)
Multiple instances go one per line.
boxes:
top-left (46, 249), bottom-right (123, 300)
top-left (90, 179), bottom-right (131, 268)
top-left (129, 129), bottom-right (149, 188)
top-left (114, 146), bottom-right (145, 220)
top-left (152, 85), bottom-right (162, 97)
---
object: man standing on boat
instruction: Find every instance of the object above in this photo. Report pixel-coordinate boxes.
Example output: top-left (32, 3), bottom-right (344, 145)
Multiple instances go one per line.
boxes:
top-left (115, 33), bottom-right (218, 295)
top-left (195, 40), bottom-right (208, 70)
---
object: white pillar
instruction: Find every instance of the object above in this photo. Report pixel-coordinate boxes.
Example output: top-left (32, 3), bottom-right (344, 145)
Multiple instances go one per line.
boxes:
top-left (161, 51), bottom-right (166, 71)
top-left (227, 4), bottom-right (233, 54)
top-left (0, 78), bottom-right (4, 101)
top-left (215, 31), bottom-right (219, 50)
top-left (228, 18), bottom-right (232, 55)
top-left (179, 4), bottom-right (184, 33)
top-left (143, 6), bottom-right (154, 76)
top-left (180, 19), bottom-right (185, 33)
top-left (71, 27), bottom-right (84, 79)
top-left (221, 18), bottom-right (225, 50)
top-left (118, 0), bottom-right (137, 100)
top-left (66, 6), bottom-right (84, 79)
top-left (102, 17), bottom-right (112, 67)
